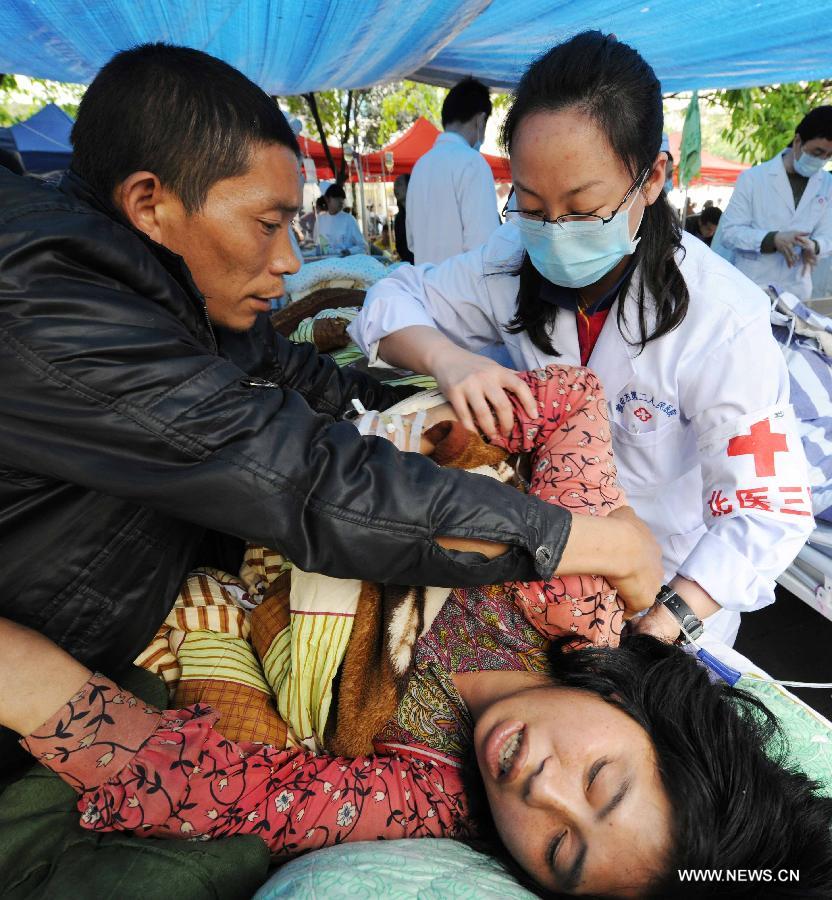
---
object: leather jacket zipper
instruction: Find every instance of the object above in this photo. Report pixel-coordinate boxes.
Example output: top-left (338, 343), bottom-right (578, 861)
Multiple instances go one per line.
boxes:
top-left (200, 300), bottom-right (218, 353)
top-left (241, 376), bottom-right (281, 389)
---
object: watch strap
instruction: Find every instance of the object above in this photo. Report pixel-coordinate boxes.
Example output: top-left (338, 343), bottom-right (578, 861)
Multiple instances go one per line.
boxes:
top-left (656, 585), bottom-right (704, 643)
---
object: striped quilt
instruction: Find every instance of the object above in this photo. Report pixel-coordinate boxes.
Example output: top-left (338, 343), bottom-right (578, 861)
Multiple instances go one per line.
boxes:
top-left (771, 293), bottom-right (832, 523)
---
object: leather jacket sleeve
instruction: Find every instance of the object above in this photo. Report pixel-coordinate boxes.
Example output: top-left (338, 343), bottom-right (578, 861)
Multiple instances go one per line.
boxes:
top-left (217, 315), bottom-right (418, 417)
top-left (0, 298), bottom-right (569, 591)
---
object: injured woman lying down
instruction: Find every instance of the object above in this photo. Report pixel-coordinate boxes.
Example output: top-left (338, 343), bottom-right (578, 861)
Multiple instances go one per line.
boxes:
top-left (3, 364), bottom-right (831, 898)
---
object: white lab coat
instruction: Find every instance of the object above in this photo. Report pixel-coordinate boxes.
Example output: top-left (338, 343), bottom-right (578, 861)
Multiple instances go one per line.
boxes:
top-left (720, 153), bottom-right (832, 300)
top-left (350, 226), bottom-right (814, 645)
top-left (313, 211), bottom-right (367, 255)
top-left (406, 131), bottom-right (500, 266)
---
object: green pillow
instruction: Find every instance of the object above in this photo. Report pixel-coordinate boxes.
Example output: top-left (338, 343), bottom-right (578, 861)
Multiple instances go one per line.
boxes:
top-left (738, 675), bottom-right (832, 795)
top-left (254, 839), bottom-right (536, 900)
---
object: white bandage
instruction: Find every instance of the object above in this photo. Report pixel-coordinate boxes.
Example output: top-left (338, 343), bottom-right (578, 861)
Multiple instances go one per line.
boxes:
top-left (409, 410), bottom-right (427, 453)
top-left (356, 410), bottom-right (379, 436)
top-left (377, 412), bottom-right (406, 450)
top-left (350, 405), bottom-right (429, 454)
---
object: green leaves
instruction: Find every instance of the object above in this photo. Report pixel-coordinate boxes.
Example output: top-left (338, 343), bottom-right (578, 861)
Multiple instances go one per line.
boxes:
top-left (0, 73), bottom-right (84, 127)
top-left (717, 81), bottom-right (832, 164)
top-left (282, 81), bottom-right (445, 153)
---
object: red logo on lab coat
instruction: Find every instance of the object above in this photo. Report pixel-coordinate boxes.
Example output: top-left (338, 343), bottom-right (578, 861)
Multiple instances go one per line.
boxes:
top-left (727, 419), bottom-right (788, 477)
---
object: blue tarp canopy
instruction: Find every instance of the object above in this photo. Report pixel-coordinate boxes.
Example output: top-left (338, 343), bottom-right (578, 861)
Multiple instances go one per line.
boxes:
top-left (0, 0), bottom-right (830, 94)
top-left (2, 103), bottom-right (73, 173)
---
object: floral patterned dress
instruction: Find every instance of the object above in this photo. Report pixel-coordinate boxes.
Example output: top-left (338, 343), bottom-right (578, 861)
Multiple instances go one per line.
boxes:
top-left (486, 364), bottom-right (625, 645)
top-left (22, 585), bottom-right (546, 857)
top-left (20, 363), bottom-right (624, 859)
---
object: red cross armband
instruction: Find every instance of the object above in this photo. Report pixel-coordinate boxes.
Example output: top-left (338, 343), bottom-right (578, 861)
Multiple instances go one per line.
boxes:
top-left (697, 404), bottom-right (813, 524)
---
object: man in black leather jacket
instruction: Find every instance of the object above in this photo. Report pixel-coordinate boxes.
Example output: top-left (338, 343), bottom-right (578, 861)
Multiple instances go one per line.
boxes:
top-left (0, 45), bottom-right (660, 689)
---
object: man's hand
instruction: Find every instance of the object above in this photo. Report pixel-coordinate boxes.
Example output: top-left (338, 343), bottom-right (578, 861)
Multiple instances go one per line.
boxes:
top-left (774, 230), bottom-right (811, 267)
top-left (560, 506), bottom-right (663, 616)
top-left (604, 506), bottom-right (664, 616)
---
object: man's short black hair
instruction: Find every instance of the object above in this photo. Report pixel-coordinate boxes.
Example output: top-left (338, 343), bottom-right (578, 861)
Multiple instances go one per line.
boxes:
top-left (796, 106), bottom-right (832, 144)
top-left (71, 43), bottom-right (300, 213)
top-left (700, 205), bottom-right (722, 227)
top-left (325, 184), bottom-right (346, 200)
top-left (441, 77), bottom-right (492, 128)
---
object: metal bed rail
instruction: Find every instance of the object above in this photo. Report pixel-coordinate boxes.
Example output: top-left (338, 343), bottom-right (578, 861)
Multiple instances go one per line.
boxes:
top-left (777, 522), bottom-right (832, 623)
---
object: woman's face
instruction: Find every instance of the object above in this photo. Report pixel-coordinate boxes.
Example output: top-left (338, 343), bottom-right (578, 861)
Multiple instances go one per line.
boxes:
top-left (473, 681), bottom-right (671, 896)
top-left (509, 107), bottom-right (666, 239)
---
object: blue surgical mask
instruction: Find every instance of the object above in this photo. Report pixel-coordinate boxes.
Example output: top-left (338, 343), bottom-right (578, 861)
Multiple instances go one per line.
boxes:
top-left (513, 196), bottom-right (643, 289)
top-left (794, 149), bottom-right (827, 178)
top-left (664, 177), bottom-right (674, 194)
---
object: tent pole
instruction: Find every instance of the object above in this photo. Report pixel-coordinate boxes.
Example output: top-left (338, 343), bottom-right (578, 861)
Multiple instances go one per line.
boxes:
top-left (681, 186), bottom-right (689, 230)
top-left (382, 176), bottom-right (392, 251)
top-left (356, 154), bottom-right (368, 239)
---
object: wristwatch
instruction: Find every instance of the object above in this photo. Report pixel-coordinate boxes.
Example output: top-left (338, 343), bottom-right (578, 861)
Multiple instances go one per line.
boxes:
top-left (656, 585), bottom-right (704, 643)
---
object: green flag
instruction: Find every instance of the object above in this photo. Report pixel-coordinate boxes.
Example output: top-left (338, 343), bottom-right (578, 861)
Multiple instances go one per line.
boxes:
top-left (678, 90), bottom-right (701, 187)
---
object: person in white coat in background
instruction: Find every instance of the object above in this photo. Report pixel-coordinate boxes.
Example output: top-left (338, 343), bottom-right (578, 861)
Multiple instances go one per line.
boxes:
top-left (406, 77), bottom-right (500, 265)
top-left (313, 183), bottom-right (367, 256)
top-left (719, 107), bottom-right (832, 299)
top-left (351, 31), bottom-right (814, 648)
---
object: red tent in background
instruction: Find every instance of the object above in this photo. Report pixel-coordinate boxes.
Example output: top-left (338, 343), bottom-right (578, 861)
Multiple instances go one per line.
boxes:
top-left (297, 133), bottom-right (343, 182)
top-left (362, 117), bottom-right (441, 177)
top-left (365, 117), bottom-right (511, 182)
top-left (668, 132), bottom-right (748, 186)
top-left (297, 118), bottom-right (511, 184)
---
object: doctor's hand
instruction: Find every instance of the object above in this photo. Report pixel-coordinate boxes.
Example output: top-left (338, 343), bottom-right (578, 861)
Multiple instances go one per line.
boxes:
top-left (796, 235), bottom-right (819, 275)
top-left (774, 230), bottom-right (810, 267)
top-left (624, 601), bottom-right (681, 643)
top-left (431, 345), bottom-right (538, 438)
top-left (626, 574), bottom-right (722, 643)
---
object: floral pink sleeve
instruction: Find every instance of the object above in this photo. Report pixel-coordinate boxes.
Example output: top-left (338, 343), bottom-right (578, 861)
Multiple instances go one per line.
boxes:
top-left (21, 675), bottom-right (472, 857)
top-left (489, 364), bottom-right (627, 646)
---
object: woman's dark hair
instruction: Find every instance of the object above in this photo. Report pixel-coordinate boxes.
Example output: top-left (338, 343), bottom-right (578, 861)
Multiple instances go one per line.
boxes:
top-left (476, 635), bottom-right (832, 898)
top-left (500, 31), bottom-right (688, 357)
top-left (700, 205), bottom-right (723, 227)
top-left (796, 106), bottom-right (832, 144)
top-left (325, 183), bottom-right (347, 201)
top-left (71, 43), bottom-right (300, 213)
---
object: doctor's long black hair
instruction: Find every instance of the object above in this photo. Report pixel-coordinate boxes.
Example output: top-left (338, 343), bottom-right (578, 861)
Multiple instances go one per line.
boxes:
top-left (500, 31), bottom-right (689, 356)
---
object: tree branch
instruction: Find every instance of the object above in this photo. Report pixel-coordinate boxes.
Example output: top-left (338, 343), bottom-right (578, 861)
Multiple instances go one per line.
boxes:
top-left (337, 89), bottom-right (355, 185)
top-left (303, 91), bottom-right (339, 182)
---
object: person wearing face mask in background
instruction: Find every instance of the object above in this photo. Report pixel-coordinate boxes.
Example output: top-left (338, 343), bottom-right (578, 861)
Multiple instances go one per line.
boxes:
top-left (405, 77), bottom-right (500, 266)
top-left (719, 106), bottom-right (832, 299)
top-left (351, 31), bottom-right (814, 648)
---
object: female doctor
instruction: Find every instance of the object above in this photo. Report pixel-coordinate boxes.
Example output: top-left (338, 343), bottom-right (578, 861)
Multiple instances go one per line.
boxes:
top-left (351, 31), bottom-right (813, 646)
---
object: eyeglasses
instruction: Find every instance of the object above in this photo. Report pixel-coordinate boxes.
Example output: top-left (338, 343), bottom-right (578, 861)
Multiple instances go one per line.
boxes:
top-left (502, 166), bottom-right (651, 232)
